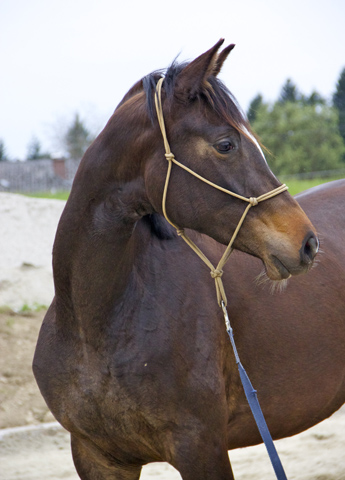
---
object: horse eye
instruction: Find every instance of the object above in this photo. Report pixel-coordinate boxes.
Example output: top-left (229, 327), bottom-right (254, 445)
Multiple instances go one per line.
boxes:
top-left (215, 141), bottom-right (234, 153)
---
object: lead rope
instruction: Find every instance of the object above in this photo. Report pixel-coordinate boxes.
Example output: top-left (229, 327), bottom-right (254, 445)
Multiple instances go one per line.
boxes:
top-left (154, 77), bottom-right (288, 480)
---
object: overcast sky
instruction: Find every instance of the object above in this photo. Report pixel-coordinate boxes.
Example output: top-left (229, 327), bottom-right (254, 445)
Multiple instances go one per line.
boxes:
top-left (1, 0), bottom-right (345, 159)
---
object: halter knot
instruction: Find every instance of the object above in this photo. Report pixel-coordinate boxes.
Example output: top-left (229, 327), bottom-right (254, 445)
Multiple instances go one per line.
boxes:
top-left (165, 152), bottom-right (175, 162)
top-left (211, 268), bottom-right (223, 279)
top-left (249, 197), bottom-right (258, 206)
top-left (176, 228), bottom-right (185, 236)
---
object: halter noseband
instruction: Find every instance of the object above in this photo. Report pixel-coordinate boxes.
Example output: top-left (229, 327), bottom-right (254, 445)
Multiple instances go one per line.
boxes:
top-left (154, 77), bottom-right (288, 306)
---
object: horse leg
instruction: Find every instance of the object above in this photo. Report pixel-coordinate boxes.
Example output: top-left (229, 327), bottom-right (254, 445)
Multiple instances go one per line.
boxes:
top-left (71, 435), bottom-right (142, 480)
top-left (171, 437), bottom-right (234, 480)
top-left (176, 452), bottom-right (234, 479)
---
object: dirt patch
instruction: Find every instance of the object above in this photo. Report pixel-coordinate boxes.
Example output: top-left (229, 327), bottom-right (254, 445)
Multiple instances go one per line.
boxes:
top-left (0, 309), bottom-right (55, 429)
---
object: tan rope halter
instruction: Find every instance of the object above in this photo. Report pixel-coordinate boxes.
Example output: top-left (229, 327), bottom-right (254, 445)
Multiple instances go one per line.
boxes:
top-left (154, 77), bottom-right (288, 306)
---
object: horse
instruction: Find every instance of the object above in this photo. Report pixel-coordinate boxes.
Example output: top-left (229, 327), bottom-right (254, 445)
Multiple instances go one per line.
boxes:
top-left (33, 39), bottom-right (343, 480)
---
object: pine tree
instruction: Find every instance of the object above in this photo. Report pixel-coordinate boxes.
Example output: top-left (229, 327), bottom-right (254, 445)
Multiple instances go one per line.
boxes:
top-left (27, 137), bottom-right (43, 160)
top-left (247, 94), bottom-right (263, 123)
top-left (65, 114), bottom-right (92, 160)
top-left (0, 139), bottom-right (8, 161)
top-left (304, 91), bottom-right (326, 106)
top-left (251, 102), bottom-right (345, 175)
top-left (333, 67), bottom-right (345, 144)
top-left (278, 79), bottom-right (300, 104)
top-left (26, 136), bottom-right (51, 160)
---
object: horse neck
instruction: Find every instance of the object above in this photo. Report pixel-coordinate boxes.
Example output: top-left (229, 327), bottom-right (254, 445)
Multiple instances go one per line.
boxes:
top-left (52, 100), bottom-right (156, 326)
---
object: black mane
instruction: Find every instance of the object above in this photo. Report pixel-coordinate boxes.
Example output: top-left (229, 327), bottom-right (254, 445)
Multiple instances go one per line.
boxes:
top-left (141, 213), bottom-right (177, 241)
top-left (142, 60), bottom-right (250, 134)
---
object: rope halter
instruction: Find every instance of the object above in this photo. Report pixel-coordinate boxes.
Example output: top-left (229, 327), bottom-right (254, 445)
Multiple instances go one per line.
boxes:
top-left (154, 77), bottom-right (288, 306)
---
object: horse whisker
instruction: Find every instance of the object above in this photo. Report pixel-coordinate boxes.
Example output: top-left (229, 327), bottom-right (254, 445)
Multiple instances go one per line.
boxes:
top-left (255, 270), bottom-right (289, 294)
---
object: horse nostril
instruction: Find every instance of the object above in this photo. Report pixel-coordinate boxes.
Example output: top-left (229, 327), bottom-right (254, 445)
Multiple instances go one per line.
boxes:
top-left (302, 233), bottom-right (319, 263)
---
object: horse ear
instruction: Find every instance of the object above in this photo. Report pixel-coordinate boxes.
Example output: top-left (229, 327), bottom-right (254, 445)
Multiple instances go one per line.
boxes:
top-left (213, 44), bottom-right (235, 76)
top-left (174, 39), bottom-right (225, 100)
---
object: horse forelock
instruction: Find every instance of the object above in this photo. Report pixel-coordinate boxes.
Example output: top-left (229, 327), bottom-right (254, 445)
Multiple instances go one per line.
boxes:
top-left (140, 60), bottom-right (258, 150)
top-left (117, 56), bottom-right (260, 156)
top-left (205, 76), bottom-right (262, 149)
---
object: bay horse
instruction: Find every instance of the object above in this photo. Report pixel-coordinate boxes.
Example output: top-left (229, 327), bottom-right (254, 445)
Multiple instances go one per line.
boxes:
top-left (32, 39), bottom-right (343, 480)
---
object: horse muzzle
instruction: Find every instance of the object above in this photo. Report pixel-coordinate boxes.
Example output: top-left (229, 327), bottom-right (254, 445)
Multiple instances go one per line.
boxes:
top-left (263, 231), bottom-right (319, 280)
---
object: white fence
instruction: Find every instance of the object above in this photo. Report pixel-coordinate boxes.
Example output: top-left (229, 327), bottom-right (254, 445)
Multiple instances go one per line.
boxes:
top-left (0, 158), bottom-right (80, 193)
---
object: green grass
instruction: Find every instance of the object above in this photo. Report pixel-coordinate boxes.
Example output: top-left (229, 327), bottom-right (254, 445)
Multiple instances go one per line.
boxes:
top-left (0, 303), bottom-right (47, 317)
top-left (280, 176), bottom-right (344, 196)
top-left (25, 191), bottom-right (70, 200)
top-left (19, 303), bottom-right (47, 313)
top-left (25, 176), bottom-right (344, 201)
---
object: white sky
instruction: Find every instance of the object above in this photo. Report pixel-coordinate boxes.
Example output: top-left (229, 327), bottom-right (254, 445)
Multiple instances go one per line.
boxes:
top-left (1, 0), bottom-right (345, 159)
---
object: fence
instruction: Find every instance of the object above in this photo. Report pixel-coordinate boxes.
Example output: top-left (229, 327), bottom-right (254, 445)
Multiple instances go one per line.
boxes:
top-left (280, 167), bottom-right (345, 181)
top-left (0, 158), bottom-right (80, 193)
top-left (1, 159), bottom-right (344, 194)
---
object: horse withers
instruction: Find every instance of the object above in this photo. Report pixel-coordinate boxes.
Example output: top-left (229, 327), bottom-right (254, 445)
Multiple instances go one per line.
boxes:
top-left (33, 40), bottom-right (325, 480)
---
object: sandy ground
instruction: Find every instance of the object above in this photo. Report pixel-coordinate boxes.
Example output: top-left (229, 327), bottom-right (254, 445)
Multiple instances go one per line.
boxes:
top-left (1, 193), bottom-right (345, 479)
top-left (1, 407), bottom-right (345, 480)
top-left (0, 193), bottom-right (65, 311)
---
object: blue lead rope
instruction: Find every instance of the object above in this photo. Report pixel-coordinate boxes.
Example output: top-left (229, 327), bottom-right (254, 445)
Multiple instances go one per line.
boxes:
top-left (221, 301), bottom-right (288, 480)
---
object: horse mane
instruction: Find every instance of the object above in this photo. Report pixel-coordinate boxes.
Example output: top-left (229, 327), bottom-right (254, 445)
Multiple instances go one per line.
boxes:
top-left (142, 213), bottom-right (177, 240)
top-left (142, 60), bottom-right (250, 136)
top-left (117, 59), bottom-right (250, 135)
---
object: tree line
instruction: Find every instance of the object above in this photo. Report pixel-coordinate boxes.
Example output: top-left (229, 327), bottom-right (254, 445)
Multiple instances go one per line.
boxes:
top-left (1, 67), bottom-right (345, 173)
top-left (247, 68), bottom-right (345, 176)
top-left (0, 113), bottom-right (94, 162)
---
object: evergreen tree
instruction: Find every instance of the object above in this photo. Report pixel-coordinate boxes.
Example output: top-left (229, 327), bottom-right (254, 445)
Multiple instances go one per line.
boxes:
top-left (304, 90), bottom-right (326, 106)
top-left (278, 79), bottom-right (300, 104)
top-left (247, 94), bottom-right (263, 123)
top-left (26, 136), bottom-right (46, 160)
top-left (65, 114), bottom-right (92, 160)
top-left (0, 139), bottom-right (8, 161)
top-left (251, 101), bottom-right (345, 175)
top-left (332, 67), bottom-right (345, 144)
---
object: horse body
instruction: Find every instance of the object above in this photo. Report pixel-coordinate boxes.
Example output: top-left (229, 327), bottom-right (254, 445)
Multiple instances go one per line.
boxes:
top-left (225, 180), bottom-right (345, 449)
top-left (32, 41), bottom-right (341, 480)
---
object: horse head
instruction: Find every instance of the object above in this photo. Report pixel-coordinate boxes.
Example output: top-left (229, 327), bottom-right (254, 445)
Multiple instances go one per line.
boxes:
top-left (140, 39), bottom-right (319, 281)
